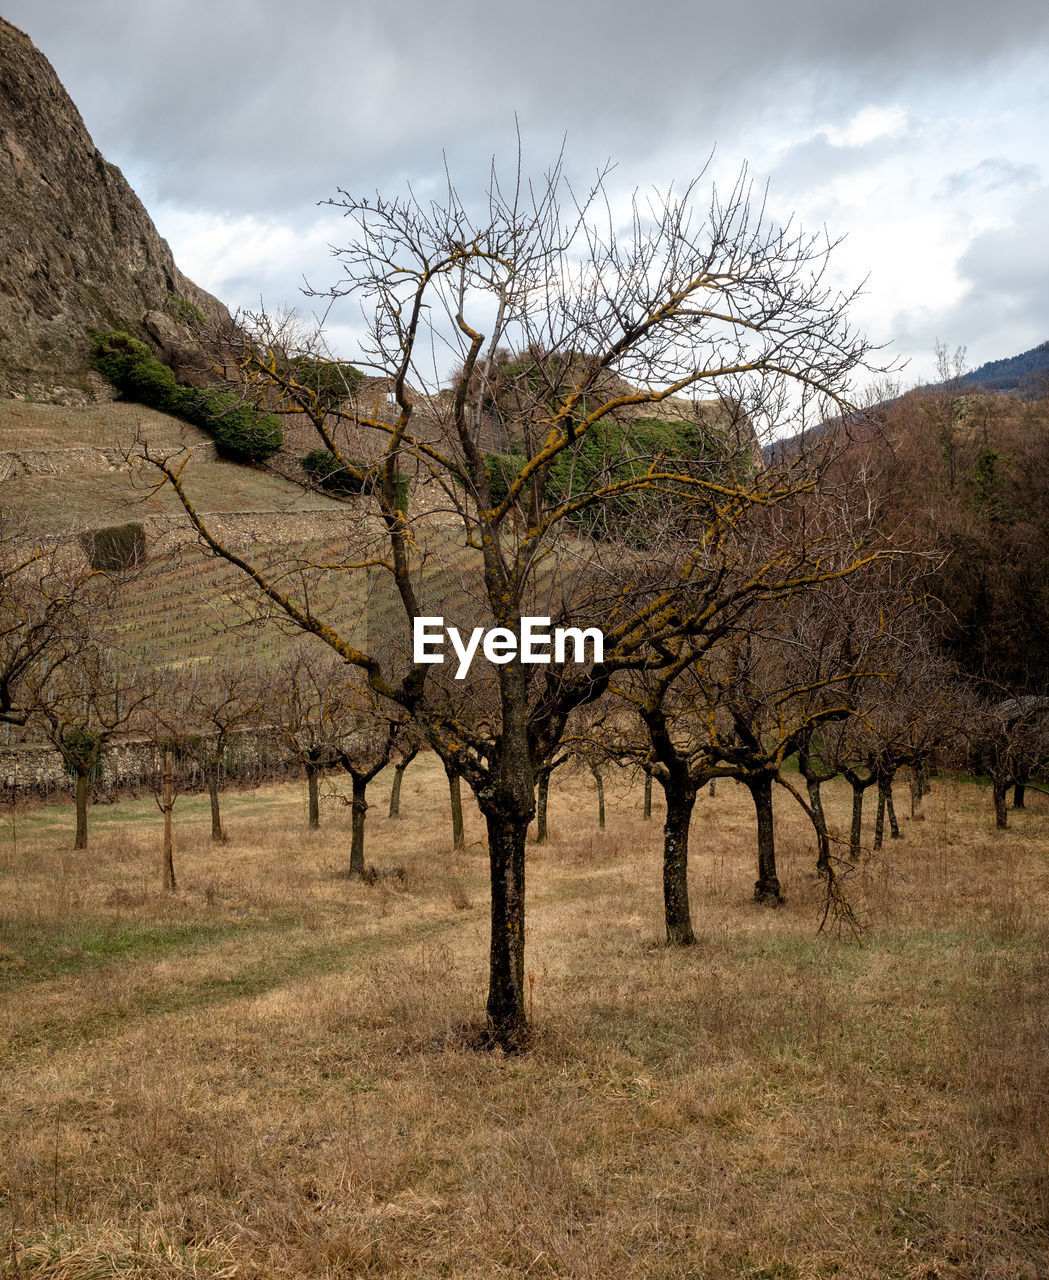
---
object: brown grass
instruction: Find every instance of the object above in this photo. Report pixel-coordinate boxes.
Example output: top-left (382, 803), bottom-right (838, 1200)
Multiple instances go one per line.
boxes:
top-left (0, 402), bottom-right (208, 452)
top-left (1, 757), bottom-right (1048, 1278)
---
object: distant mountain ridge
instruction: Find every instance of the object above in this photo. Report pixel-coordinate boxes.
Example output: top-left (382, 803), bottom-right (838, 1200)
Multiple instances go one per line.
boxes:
top-left (958, 340), bottom-right (1049, 397)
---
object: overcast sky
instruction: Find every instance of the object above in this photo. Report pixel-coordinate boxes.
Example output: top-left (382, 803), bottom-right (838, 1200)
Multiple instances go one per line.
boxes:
top-left (6, 0), bottom-right (1049, 392)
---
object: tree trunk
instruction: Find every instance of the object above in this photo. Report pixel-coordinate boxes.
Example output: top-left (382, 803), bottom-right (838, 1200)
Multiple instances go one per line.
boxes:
top-left (592, 765), bottom-right (605, 829)
top-left (74, 769), bottom-right (89, 850)
top-left (208, 758), bottom-right (224, 843)
top-left (446, 762), bottom-right (465, 850)
top-left (850, 782), bottom-right (865, 855)
top-left (662, 780), bottom-right (697, 945)
top-left (306, 761), bottom-right (321, 829)
top-left (993, 777), bottom-right (1009, 829)
top-left (484, 808), bottom-right (529, 1050)
top-left (1014, 781), bottom-right (1026, 810)
top-left (874, 786), bottom-right (886, 851)
top-left (162, 750), bottom-right (176, 891)
top-left (477, 663), bottom-right (536, 1051)
top-left (807, 778), bottom-right (831, 875)
top-left (643, 772), bottom-right (652, 820)
top-left (886, 778), bottom-right (900, 838)
top-left (389, 760), bottom-right (408, 817)
top-left (536, 769), bottom-right (550, 843)
top-left (748, 773), bottom-right (782, 904)
top-left (349, 774), bottom-right (368, 875)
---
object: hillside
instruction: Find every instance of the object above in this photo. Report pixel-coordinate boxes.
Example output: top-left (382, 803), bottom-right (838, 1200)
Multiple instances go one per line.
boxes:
top-left (0, 400), bottom-right (347, 533)
top-left (959, 340), bottom-right (1049, 397)
top-left (0, 396), bottom-right (491, 689)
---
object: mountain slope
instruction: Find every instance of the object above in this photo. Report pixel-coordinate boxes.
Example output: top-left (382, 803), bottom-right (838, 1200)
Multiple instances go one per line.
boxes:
top-left (959, 340), bottom-right (1049, 397)
top-left (0, 17), bottom-right (231, 403)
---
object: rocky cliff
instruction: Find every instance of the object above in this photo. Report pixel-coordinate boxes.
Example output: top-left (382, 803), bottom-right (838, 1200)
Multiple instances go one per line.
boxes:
top-left (0, 17), bottom-right (231, 403)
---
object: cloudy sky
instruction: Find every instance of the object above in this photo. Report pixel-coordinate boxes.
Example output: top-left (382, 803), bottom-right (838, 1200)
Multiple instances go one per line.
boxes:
top-left (6, 0), bottom-right (1049, 392)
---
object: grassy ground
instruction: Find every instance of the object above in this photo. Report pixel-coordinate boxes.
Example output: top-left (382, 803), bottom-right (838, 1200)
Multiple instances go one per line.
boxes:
top-left (1, 759), bottom-right (1048, 1278)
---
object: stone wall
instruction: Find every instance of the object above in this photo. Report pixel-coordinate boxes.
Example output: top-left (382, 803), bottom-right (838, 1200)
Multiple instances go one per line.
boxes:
top-left (0, 726), bottom-right (285, 799)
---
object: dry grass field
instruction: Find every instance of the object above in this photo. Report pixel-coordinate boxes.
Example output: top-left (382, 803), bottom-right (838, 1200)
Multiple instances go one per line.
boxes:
top-left (1, 758), bottom-right (1048, 1279)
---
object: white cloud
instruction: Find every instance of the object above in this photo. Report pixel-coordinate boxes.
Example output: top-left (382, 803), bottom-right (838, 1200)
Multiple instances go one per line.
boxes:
top-left (819, 105), bottom-right (909, 149)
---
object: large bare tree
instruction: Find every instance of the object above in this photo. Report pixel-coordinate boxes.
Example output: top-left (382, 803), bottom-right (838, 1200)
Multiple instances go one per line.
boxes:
top-left (141, 152), bottom-right (885, 1048)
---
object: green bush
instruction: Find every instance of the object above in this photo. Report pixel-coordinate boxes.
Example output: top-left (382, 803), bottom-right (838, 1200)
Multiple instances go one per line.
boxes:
top-left (482, 451), bottom-right (531, 507)
top-left (301, 448), bottom-right (367, 495)
top-left (61, 729), bottom-right (100, 779)
top-left (191, 390), bottom-right (283, 463)
top-left (158, 733), bottom-right (204, 764)
top-left (91, 332), bottom-right (181, 409)
top-left (301, 450), bottom-right (410, 510)
top-left (289, 357), bottom-right (364, 406)
top-left (91, 331), bottom-right (284, 463)
top-left (545, 417), bottom-right (729, 542)
top-left (79, 522), bottom-right (147, 571)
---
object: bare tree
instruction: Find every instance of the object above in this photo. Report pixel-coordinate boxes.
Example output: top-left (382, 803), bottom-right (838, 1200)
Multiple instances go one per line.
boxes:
top-left (333, 681), bottom-right (410, 877)
top-left (534, 749), bottom-right (570, 843)
top-left (29, 634), bottom-right (155, 850)
top-left (141, 150), bottom-right (885, 1049)
top-left (970, 693), bottom-right (1049, 829)
top-left (141, 669), bottom-right (206, 891)
top-left (180, 657), bottom-right (263, 843)
top-left (261, 641), bottom-right (347, 829)
top-left (0, 504), bottom-right (100, 727)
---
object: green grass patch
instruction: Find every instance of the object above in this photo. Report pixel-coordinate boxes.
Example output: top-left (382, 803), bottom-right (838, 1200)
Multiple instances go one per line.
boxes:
top-left (0, 914), bottom-right (272, 984)
top-left (1, 910), bottom-right (465, 1061)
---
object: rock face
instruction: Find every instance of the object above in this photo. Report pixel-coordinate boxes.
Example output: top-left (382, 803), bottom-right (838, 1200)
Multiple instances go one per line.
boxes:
top-left (0, 17), bottom-right (231, 403)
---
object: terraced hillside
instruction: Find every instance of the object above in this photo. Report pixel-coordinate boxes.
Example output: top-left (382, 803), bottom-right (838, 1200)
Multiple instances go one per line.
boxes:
top-left (0, 400), bottom-right (345, 533)
top-left (0, 398), bottom-right (479, 675)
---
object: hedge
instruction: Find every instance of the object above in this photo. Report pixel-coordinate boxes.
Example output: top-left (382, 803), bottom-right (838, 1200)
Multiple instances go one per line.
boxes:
top-left (91, 331), bottom-right (283, 463)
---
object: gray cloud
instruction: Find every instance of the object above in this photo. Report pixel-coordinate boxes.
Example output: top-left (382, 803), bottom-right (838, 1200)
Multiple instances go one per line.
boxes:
top-left (957, 187), bottom-right (1049, 308)
top-left (4, 0), bottom-right (1047, 378)
top-left (940, 158), bottom-right (1041, 199)
top-left (5, 0), bottom-right (1049, 217)
top-left (767, 130), bottom-right (909, 199)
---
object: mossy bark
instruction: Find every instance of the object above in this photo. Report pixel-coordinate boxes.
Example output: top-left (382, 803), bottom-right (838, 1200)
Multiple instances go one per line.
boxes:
top-left (484, 808), bottom-right (529, 1048)
top-left (349, 775), bottom-right (368, 876)
top-left (389, 760), bottom-right (408, 817)
top-left (74, 770), bottom-right (89, 850)
top-left (162, 750), bottom-right (176, 891)
top-left (446, 762), bottom-right (465, 850)
top-left (536, 769), bottom-right (550, 843)
top-left (850, 784), bottom-right (864, 853)
top-left (208, 757), bottom-right (224, 843)
top-left (807, 778), bottom-right (831, 875)
top-left (662, 781), bottom-right (697, 945)
top-left (747, 772), bottom-right (782, 905)
top-left (994, 777), bottom-right (1009, 829)
top-left (305, 760), bottom-right (321, 829)
top-left (591, 765), bottom-right (605, 830)
top-left (479, 663), bottom-right (535, 1051)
